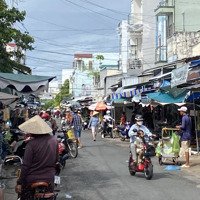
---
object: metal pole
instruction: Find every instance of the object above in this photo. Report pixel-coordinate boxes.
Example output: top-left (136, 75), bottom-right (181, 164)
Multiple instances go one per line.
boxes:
top-left (192, 91), bottom-right (199, 153)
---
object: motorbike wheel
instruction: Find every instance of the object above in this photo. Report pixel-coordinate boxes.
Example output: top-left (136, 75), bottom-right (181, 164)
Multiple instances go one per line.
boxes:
top-left (144, 163), bottom-right (153, 180)
top-left (68, 143), bottom-right (78, 158)
top-left (128, 158), bottom-right (136, 176)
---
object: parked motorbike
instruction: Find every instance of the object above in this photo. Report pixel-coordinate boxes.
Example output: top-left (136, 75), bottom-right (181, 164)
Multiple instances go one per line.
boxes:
top-left (57, 137), bottom-right (69, 168)
top-left (101, 118), bottom-right (114, 138)
top-left (61, 126), bottom-right (78, 158)
top-left (128, 135), bottom-right (154, 180)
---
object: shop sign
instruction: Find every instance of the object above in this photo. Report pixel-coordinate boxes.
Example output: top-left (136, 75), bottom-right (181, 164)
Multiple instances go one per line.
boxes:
top-left (171, 64), bottom-right (189, 88)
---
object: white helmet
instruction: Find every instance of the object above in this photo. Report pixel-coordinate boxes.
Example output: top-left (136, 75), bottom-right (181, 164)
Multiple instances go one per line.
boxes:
top-left (106, 110), bottom-right (111, 115)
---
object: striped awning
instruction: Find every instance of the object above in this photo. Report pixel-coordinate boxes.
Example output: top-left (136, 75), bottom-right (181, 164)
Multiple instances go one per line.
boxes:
top-left (111, 87), bottom-right (152, 99)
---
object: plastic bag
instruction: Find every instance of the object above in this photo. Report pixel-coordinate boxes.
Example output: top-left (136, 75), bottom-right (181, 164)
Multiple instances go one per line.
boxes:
top-left (171, 131), bottom-right (180, 154)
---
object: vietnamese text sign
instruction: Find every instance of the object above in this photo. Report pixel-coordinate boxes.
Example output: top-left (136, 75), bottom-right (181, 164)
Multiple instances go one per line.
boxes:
top-left (171, 64), bottom-right (189, 88)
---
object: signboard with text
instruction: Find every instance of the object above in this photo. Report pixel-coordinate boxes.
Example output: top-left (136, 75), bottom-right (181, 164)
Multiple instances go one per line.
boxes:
top-left (171, 64), bottom-right (189, 88)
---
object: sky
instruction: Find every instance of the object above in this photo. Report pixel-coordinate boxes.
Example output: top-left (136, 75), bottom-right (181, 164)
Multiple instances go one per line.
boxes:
top-left (9, 0), bottom-right (131, 80)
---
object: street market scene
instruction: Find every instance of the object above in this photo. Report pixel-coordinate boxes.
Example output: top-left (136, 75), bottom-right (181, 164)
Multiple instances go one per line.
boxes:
top-left (1, 0), bottom-right (200, 199)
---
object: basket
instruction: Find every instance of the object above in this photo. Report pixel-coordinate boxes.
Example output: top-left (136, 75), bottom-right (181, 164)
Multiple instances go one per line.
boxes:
top-left (67, 129), bottom-right (75, 139)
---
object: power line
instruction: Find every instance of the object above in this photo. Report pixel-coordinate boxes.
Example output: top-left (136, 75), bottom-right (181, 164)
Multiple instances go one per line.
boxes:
top-left (78, 0), bottom-right (129, 16)
top-left (62, 0), bottom-right (121, 21)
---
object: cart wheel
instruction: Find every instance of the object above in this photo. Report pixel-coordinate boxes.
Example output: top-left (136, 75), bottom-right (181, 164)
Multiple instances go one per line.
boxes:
top-left (158, 157), bottom-right (163, 165)
top-left (176, 161), bottom-right (182, 166)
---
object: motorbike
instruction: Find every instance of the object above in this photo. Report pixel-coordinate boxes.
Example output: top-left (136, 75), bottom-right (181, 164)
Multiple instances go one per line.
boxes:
top-left (61, 126), bottom-right (78, 158)
top-left (116, 122), bottom-right (130, 141)
top-left (101, 118), bottom-right (114, 139)
top-left (57, 137), bottom-right (69, 168)
top-left (128, 135), bottom-right (154, 180)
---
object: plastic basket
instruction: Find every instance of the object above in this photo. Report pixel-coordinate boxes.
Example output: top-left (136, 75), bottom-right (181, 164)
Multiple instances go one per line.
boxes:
top-left (67, 129), bottom-right (75, 139)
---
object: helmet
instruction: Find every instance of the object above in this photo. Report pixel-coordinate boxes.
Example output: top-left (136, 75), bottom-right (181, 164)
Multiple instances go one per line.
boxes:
top-left (106, 110), bottom-right (111, 115)
top-left (41, 112), bottom-right (50, 120)
top-left (135, 115), bottom-right (143, 121)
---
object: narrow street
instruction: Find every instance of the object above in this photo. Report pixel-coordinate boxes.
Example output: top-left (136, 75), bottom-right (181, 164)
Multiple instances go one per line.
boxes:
top-left (56, 131), bottom-right (200, 200)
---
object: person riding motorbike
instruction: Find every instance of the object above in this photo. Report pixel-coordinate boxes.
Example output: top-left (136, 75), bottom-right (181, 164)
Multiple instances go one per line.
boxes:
top-left (15, 115), bottom-right (58, 200)
top-left (128, 115), bottom-right (153, 161)
top-left (102, 110), bottom-right (114, 138)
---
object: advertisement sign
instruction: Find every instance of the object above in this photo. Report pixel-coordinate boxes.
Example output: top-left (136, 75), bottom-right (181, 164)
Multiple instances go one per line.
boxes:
top-left (171, 64), bottom-right (189, 88)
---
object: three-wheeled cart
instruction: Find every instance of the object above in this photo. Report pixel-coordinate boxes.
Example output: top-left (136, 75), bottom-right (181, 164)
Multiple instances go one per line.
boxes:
top-left (156, 128), bottom-right (181, 165)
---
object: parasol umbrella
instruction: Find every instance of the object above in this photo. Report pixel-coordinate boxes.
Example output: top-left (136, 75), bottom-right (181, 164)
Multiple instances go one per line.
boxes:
top-left (88, 101), bottom-right (109, 111)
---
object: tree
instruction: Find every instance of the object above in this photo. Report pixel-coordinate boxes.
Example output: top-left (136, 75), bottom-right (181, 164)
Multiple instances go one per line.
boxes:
top-left (54, 79), bottom-right (71, 106)
top-left (96, 54), bottom-right (104, 65)
top-left (0, 0), bottom-right (34, 73)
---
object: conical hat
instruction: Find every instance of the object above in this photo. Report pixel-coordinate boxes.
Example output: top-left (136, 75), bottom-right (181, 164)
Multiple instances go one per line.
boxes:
top-left (18, 115), bottom-right (52, 134)
top-left (93, 111), bottom-right (99, 116)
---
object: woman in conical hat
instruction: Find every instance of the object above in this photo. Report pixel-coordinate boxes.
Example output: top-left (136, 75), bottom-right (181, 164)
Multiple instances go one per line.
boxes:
top-left (15, 115), bottom-right (58, 199)
top-left (88, 111), bottom-right (99, 141)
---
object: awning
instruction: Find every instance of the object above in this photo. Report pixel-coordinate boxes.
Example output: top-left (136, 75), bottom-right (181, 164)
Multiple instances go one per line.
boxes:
top-left (112, 87), bottom-right (153, 99)
top-left (0, 92), bottom-right (19, 105)
top-left (0, 73), bottom-right (55, 93)
top-left (146, 92), bottom-right (186, 104)
top-left (190, 59), bottom-right (200, 68)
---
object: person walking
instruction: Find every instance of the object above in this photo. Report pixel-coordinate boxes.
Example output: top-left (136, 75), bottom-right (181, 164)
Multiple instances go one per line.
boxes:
top-left (15, 115), bottom-right (58, 200)
top-left (72, 110), bottom-right (83, 148)
top-left (176, 106), bottom-right (192, 168)
top-left (88, 111), bottom-right (99, 141)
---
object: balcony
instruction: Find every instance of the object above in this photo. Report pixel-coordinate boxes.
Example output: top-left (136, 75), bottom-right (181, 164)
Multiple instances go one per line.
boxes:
top-left (155, 0), bottom-right (175, 16)
top-left (128, 13), bottom-right (143, 33)
top-left (155, 46), bottom-right (167, 63)
top-left (127, 59), bottom-right (142, 76)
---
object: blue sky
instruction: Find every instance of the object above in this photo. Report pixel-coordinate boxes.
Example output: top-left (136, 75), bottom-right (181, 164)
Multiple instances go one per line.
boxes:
top-left (14, 0), bottom-right (131, 79)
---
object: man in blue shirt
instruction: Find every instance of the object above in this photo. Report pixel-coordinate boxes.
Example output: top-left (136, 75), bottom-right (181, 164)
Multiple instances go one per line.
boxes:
top-left (72, 110), bottom-right (83, 148)
top-left (176, 106), bottom-right (192, 168)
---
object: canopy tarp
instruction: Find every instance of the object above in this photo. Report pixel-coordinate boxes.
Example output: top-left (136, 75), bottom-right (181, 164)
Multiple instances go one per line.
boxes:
top-left (147, 92), bottom-right (186, 104)
top-left (0, 73), bottom-right (55, 93)
top-left (0, 92), bottom-right (19, 105)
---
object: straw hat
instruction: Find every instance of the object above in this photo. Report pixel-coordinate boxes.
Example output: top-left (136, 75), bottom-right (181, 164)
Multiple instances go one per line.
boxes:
top-left (93, 111), bottom-right (99, 116)
top-left (18, 115), bottom-right (52, 134)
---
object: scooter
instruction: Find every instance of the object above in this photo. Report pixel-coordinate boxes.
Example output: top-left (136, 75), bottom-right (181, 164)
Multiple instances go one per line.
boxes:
top-left (101, 119), bottom-right (114, 138)
top-left (61, 126), bottom-right (78, 158)
top-left (128, 136), bottom-right (154, 180)
top-left (57, 137), bottom-right (69, 168)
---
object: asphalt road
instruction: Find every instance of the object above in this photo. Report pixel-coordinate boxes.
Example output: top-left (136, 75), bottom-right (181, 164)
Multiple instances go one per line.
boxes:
top-left (57, 130), bottom-right (200, 200)
top-left (3, 129), bottom-right (200, 200)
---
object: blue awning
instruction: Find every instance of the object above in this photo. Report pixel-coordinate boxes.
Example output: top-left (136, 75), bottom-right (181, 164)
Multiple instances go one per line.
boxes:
top-left (147, 92), bottom-right (186, 104)
top-left (190, 59), bottom-right (200, 68)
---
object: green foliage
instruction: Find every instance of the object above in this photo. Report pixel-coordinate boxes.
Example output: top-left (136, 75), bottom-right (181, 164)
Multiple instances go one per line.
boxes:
top-left (96, 55), bottom-right (104, 63)
top-left (54, 79), bottom-right (71, 106)
top-left (0, 0), bottom-right (34, 73)
top-left (41, 80), bottom-right (71, 109)
top-left (41, 99), bottom-right (55, 110)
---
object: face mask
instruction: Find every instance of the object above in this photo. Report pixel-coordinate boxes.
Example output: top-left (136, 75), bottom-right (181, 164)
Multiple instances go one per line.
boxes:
top-left (137, 121), bottom-right (143, 126)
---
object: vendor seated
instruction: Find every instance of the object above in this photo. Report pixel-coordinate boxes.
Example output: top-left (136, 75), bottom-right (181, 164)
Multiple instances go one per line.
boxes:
top-left (134, 130), bottom-right (146, 163)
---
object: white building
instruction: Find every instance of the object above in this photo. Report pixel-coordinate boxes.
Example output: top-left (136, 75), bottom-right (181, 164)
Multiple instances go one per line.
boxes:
top-left (118, 20), bottom-right (129, 74)
top-left (128, 0), bottom-right (159, 73)
top-left (62, 68), bottom-right (74, 84)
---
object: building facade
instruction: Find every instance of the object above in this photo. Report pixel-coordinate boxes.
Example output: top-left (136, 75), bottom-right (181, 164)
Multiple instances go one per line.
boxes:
top-left (155, 0), bottom-right (200, 64)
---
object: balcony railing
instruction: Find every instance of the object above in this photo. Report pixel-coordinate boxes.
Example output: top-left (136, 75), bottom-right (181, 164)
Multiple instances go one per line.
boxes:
top-left (128, 59), bottom-right (142, 69)
top-left (158, 0), bottom-right (174, 7)
top-left (155, 46), bottom-right (167, 63)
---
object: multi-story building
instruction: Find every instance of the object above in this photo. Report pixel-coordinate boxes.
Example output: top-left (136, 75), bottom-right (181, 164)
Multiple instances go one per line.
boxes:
top-left (155, 0), bottom-right (200, 64)
top-left (6, 43), bottom-right (31, 74)
top-left (128, 0), bottom-right (159, 73)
